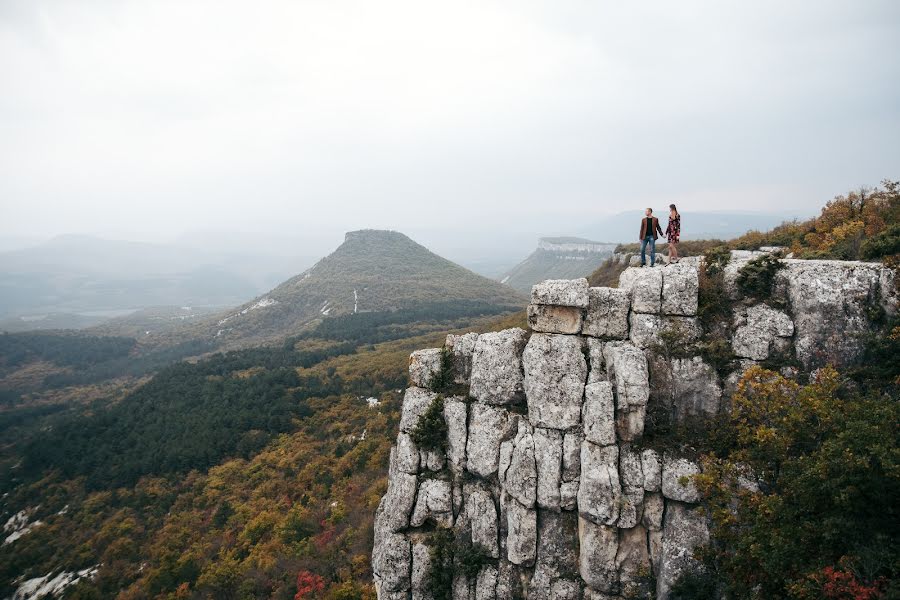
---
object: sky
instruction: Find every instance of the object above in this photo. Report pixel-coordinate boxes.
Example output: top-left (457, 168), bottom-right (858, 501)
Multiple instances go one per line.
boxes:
top-left (1, 0), bottom-right (898, 256)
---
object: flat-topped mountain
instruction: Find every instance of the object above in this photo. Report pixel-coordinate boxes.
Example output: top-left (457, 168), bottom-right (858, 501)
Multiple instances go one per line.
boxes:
top-left (500, 237), bottom-right (617, 293)
top-left (192, 229), bottom-right (527, 347)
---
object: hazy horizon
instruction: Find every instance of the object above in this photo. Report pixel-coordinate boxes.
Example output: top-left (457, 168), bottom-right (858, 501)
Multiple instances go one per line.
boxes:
top-left (2, 0), bottom-right (898, 250)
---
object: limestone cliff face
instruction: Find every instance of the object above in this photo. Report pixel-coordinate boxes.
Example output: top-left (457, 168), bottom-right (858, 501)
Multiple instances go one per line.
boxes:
top-left (373, 250), bottom-right (897, 600)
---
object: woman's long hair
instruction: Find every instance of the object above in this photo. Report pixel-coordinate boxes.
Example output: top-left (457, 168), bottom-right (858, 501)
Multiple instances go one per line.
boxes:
top-left (669, 203), bottom-right (679, 217)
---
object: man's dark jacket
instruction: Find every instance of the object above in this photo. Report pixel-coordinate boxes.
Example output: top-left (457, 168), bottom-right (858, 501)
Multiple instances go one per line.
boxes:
top-left (640, 216), bottom-right (664, 240)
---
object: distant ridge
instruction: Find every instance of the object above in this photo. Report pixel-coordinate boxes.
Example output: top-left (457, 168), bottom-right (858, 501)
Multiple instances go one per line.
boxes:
top-left (182, 229), bottom-right (527, 347)
top-left (500, 236), bottom-right (617, 293)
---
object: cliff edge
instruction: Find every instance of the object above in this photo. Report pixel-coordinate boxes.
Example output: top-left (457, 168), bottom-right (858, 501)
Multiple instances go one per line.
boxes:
top-left (372, 250), bottom-right (896, 599)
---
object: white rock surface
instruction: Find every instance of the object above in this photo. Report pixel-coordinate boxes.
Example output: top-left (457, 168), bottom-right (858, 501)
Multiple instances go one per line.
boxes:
top-left (577, 442), bottom-right (621, 526)
top-left (629, 314), bottom-right (701, 350)
top-left (400, 387), bottom-right (438, 433)
top-left (732, 304), bottom-right (794, 360)
top-left (470, 329), bottom-right (529, 405)
top-left (446, 332), bottom-right (480, 384)
top-left (777, 259), bottom-right (896, 368)
top-left (582, 381), bottom-right (616, 446)
top-left (505, 495), bottom-right (537, 566)
top-left (467, 488), bottom-right (500, 558)
top-left (504, 422), bottom-right (538, 508)
top-left (661, 263), bottom-right (699, 316)
top-left (533, 427), bottom-right (563, 510)
top-left (523, 333), bottom-right (587, 429)
top-left (527, 304), bottom-right (584, 335)
top-left (411, 478), bottom-right (454, 528)
top-left (409, 348), bottom-right (444, 388)
top-left (641, 492), bottom-right (664, 531)
top-left (583, 287), bottom-right (631, 339)
top-left (585, 338), bottom-right (606, 384)
top-left (466, 404), bottom-right (512, 479)
top-left (444, 397), bottom-right (468, 475)
top-left (618, 445), bottom-right (645, 529)
top-left (661, 455), bottom-right (701, 503)
top-left (619, 267), bottom-right (663, 314)
top-left (641, 449), bottom-right (662, 492)
top-left (578, 516), bottom-right (619, 593)
top-left (531, 278), bottom-right (590, 308)
top-left (657, 502), bottom-right (710, 600)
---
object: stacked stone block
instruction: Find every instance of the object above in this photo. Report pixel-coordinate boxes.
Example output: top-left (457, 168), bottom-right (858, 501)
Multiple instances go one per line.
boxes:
top-left (374, 271), bottom-right (712, 600)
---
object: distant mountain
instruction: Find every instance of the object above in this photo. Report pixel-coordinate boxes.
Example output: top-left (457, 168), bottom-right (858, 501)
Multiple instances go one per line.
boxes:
top-left (0, 235), bottom-right (314, 323)
top-left (579, 210), bottom-right (809, 243)
top-left (186, 229), bottom-right (528, 347)
top-left (499, 237), bottom-right (618, 293)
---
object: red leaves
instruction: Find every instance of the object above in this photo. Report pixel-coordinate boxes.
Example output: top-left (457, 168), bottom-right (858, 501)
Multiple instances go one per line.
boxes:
top-left (294, 570), bottom-right (325, 600)
top-left (815, 566), bottom-right (885, 600)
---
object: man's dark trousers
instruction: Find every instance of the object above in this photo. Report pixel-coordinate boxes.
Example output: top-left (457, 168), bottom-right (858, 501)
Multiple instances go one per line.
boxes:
top-left (640, 235), bottom-right (656, 266)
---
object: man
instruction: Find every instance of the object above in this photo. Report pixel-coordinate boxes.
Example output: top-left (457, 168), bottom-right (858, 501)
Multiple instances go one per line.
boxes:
top-left (639, 208), bottom-right (664, 267)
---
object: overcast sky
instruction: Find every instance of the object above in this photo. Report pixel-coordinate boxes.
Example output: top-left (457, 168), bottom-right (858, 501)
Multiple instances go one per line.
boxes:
top-left (1, 0), bottom-right (898, 252)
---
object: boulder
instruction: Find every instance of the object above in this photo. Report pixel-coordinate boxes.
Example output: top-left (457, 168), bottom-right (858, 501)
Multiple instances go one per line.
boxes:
top-left (640, 449), bottom-right (662, 492)
top-left (400, 387), bottom-right (438, 434)
top-left (776, 259), bottom-right (897, 369)
top-left (661, 263), bottom-right (699, 316)
top-left (657, 502), bottom-right (710, 600)
top-left (582, 381), bottom-right (616, 446)
top-left (523, 333), bottom-right (587, 429)
top-left (732, 304), bottom-right (794, 360)
top-left (661, 455), bottom-right (701, 503)
top-left (410, 478), bottom-right (454, 528)
top-left (578, 516), bottom-right (619, 593)
top-left (531, 278), bottom-right (590, 308)
top-left (466, 404), bottom-right (512, 479)
top-left (577, 442), bottom-right (621, 526)
top-left (618, 445), bottom-right (645, 529)
top-left (504, 422), bottom-right (538, 508)
top-left (528, 304), bottom-right (584, 335)
top-left (585, 338), bottom-right (606, 384)
top-left (446, 332), bottom-right (480, 384)
top-left (533, 428), bottom-right (563, 510)
top-left (469, 329), bottom-right (529, 405)
top-left (409, 348), bottom-right (444, 389)
top-left (619, 267), bottom-right (663, 314)
top-left (583, 287), bottom-right (631, 339)
top-left (443, 397), bottom-right (468, 475)
top-left (629, 314), bottom-right (701, 350)
top-left (505, 495), bottom-right (537, 566)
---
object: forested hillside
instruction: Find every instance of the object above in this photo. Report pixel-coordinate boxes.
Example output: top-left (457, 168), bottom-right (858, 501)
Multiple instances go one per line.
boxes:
top-left (0, 302), bottom-right (525, 598)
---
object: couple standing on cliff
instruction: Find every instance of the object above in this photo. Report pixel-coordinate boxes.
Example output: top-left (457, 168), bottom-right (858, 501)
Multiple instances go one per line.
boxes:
top-left (639, 204), bottom-right (681, 267)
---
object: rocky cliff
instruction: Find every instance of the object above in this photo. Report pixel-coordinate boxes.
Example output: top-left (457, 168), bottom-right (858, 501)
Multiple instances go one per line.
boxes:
top-left (372, 250), bottom-right (896, 600)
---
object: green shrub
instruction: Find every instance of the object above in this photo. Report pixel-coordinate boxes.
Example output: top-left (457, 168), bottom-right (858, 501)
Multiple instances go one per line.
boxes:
top-left (426, 530), bottom-right (493, 599)
top-left (699, 338), bottom-right (735, 377)
top-left (670, 567), bottom-right (718, 600)
top-left (736, 254), bottom-right (784, 302)
top-left (703, 245), bottom-right (732, 276)
top-left (411, 395), bottom-right (447, 452)
top-left (860, 223), bottom-right (900, 259)
top-left (428, 347), bottom-right (455, 393)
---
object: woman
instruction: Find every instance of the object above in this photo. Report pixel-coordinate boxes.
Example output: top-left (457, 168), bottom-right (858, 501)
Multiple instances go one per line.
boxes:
top-left (666, 204), bottom-right (681, 263)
